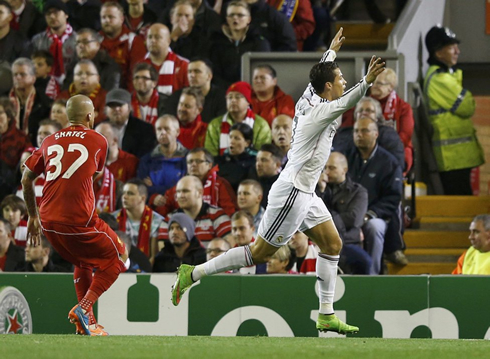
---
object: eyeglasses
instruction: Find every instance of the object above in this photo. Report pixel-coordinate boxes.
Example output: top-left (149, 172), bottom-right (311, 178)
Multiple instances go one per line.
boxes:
top-left (187, 159), bottom-right (209, 165)
top-left (133, 75), bottom-right (153, 81)
top-left (227, 13), bottom-right (248, 18)
top-left (76, 40), bottom-right (97, 46)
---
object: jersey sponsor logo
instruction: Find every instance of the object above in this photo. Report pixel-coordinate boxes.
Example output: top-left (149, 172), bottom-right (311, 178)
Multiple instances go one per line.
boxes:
top-left (0, 286), bottom-right (32, 334)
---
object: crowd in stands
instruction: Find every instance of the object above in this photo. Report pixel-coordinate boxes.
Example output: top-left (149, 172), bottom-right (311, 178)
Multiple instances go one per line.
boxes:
top-left (0, 1), bottom-right (483, 275)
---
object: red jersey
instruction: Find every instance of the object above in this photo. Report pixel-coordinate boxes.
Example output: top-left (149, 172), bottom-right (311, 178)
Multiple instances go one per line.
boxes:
top-left (143, 51), bottom-right (189, 95)
top-left (107, 149), bottom-right (139, 183)
top-left (24, 125), bottom-right (108, 226)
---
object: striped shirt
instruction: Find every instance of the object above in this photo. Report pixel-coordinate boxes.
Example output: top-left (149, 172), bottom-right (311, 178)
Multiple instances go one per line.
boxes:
top-left (158, 203), bottom-right (231, 242)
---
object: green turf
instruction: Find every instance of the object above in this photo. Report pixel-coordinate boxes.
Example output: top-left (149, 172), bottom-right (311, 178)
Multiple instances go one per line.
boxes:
top-left (1, 336), bottom-right (489, 359)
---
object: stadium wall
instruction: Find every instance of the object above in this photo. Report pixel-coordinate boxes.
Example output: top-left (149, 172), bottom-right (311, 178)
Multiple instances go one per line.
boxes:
top-left (1, 274), bottom-right (489, 339)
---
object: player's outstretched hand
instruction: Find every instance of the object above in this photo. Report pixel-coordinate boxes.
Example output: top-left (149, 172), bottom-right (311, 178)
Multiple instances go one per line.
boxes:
top-left (329, 27), bottom-right (345, 53)
top-left (27, 216), bottom-right (42, 247)
top-left (365, 56), bottom-right (386, 84)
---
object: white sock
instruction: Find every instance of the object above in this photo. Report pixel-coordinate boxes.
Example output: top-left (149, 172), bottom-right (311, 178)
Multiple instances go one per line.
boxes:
top-left (192, 246), bottom-right (253, 281)
top-left (316, 253), bottom-right (339, 315)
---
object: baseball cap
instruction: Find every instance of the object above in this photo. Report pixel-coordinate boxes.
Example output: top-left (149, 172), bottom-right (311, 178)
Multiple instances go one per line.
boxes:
top-left (106, 88), bottom-right (131, 106)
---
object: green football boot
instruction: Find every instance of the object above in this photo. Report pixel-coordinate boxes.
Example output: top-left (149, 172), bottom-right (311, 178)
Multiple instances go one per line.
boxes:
top-left (171, 264), bottom-right (195, 306)
top-left (316, 313), bottom-right (359, 334)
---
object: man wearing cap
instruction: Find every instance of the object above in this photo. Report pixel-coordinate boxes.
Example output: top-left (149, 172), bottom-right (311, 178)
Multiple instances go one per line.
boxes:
top-left (30, 0), bottom-right (77, 84)
top-left (204, 81), bottom-right (271, 156)
top-left (424, 25), bottom-right (485, 195)
top-left (153, 212), bottom-right (206, 273)
top-left (105, 88), bottom-right (156, 158)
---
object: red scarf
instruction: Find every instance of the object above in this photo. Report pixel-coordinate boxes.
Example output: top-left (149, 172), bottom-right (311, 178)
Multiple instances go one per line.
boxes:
top-left (219, 108), bottom-right (255, 155)
top-left (131, 89), bottom-right (160, 126)
top-left (68, 82), bottom-right (101, 100)
top-left (381, 90), bottom-right (398, 130)
top-left (117, 206), bottom-right (153, 257)
top-left (13, 219), bottom-right (28, 247)
top-left (178, 114), bottom-right (207, 149)
top-left (45, 77), bottom-right (60, 100)
top-left (146, 51), bottom-right (178, 95)
top-left (9, 88), bottom-right (36, 133)
top-left (46, 24), bottom-right (74, 84)
top-left (202, 165), bottom-right (219, 206)
top-left (94, 168), bottom-right (117, 213)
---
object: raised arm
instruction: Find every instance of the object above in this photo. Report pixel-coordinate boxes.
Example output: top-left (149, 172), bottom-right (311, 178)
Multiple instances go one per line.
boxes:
top-left (21, 168), bottom-right (42, 246)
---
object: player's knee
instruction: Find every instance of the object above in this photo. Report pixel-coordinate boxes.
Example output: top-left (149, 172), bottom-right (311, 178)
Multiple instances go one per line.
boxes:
top-left (318, 235), bottom-right (342, 255)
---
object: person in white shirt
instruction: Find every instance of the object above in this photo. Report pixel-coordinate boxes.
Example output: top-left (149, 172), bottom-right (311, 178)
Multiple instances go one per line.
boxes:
top-left (172, 28), bottom-right (385, 335)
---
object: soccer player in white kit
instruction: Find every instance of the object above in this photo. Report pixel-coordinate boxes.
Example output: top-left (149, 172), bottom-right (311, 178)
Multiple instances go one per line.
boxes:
top-left (172, 28), bottom-right (385, 334)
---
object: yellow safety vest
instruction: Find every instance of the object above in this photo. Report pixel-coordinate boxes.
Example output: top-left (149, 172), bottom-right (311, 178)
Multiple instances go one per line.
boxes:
top-left (462, 247), bottom-right (490, 275)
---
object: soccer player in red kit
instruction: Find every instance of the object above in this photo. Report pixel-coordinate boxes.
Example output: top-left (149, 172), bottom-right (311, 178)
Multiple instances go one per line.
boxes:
top-left (21, 95), bottom-right (128, 336)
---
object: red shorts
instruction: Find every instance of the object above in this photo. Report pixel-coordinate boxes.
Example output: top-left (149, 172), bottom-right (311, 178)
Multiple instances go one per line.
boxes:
top-left (41, 217), bottom-right (126, 270)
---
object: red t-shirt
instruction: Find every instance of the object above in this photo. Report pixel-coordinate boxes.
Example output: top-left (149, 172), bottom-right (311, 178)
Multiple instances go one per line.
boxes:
top-left (24, 125), bottom-right (108, 226)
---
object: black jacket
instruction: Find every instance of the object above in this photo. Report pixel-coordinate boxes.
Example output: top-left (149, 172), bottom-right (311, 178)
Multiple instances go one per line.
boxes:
top-left (343, 145), bottom-right (403, 220)
top-left (67, 0), bottom-right (102, 31)
top-left (2, 242), bottom-right (25, 272)
top-left (153, 237), bottom-right (206, 273)
top-left (170, 29), bottom-right (210, 62)
top-left (216, 150), bottom-right (257, 192)
top-left (17, 1), bottom-right (46, 39)
top-left (318, 176), bottom-right (368, 245)
top-left (119, 115), bottom-right (156, 159)
top-left (0, 30), bottom-right (30, 64)
top-left (26, 91), bottom-right (53, 147)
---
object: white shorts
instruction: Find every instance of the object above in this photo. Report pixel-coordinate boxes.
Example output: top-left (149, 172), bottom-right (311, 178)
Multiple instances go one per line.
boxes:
top-left (257, 178), bottom-right (332, 247)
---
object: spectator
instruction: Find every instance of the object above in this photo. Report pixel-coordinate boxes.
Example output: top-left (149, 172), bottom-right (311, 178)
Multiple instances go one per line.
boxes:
top-left (124, 0), bottom-right (156, 40)
top-left (209, 0), bottom-right (270, 86)
top-left (0, 96), bottom-right (31, 171)
top-left (112, 178), bottom-right (164, 263)
top-left (453, 214), bottom-right (490, 275)
top-left (117, 230), bottom-right (152, 273)
top-left (162, 58), bottom-right (227, 124)
top-left (153, 212), bottom-right (206, 272)
top-left (0, 194), bottom-right (27, 247)
top-left (266, 245), bottom-right (295, 274)
top-left (0, 217), bottom-right (24, 271)
top-left (99, 1), bottom-right (146, 90)
top-left (369, 68), bottom-right (414, 173)
top-left (177, 87), bottom-right (208, 149)
top-left (159, 175), bottom-right (233, 244)
top-left (105, 88), bottom-right (156, 158)
top-left (31, 50), bottom-right (58, 99)
top-left (271, 114), bottom-right (292, 166)
top-left (335, 97), bottom-right (405, 172)
top-left (50, 98), bottom-right (69, 128)
top-left (237, 179), bottom-right (264, 238)
top-left (131, 62), bottom-right (164, 126)
top-left (424, 25), bottom-right (484, 195)
top-left (317, 152), bottom-right (372, 274)
top-left (64, 27), bottom-right (121, 92)
top-left (251, 64), bottom-right (295, 126)
top-left (215, 122), bottom-right (257, 192)
top-left (93, 166), bottom-right (123, 214)
top-left (157, 0), bottom-right (222, 40)
top-left (267, 0), bottom-right (315, 51)
top-left (244, 0), bottom-right (297, 51)
top-left (0, 0), bottom-right (29, 63)
top-left (169, 0), bottom-right (210, 60)
top-left (144, 23), bottom-right (189, 96)
top-left (137, 114), bottom-right (188, 197)
top-left (16, 235), bottom-right (65, 272)
top-left (7, 0), bottom-right (46, 39)
top-left (66, 0), bottom-right (102, 32)
top-left (95, 122), bottom-right (139, 183)
top-left (231, 210), bottom-right (267, 274)
top-left (205, 81), bottom-right (271, 156)
top-left (30, 0), bottom-right (78, 84)
top-left (343, 118), bottom-right (404, 274)
top-left (152, 147), bottom-right (238, 217)
top-left (58, 59), bottom-right (107, 125)
top-left (15, 147), bottom-right (44, 206)
top-left (36, 118), bottom-right (61, 146)
top-left (250, 143), bottom-right (282, 208)
top-left (288, 231), bottom-right (317, 275)
top-left (206, 237), bottom-right (231, 261)
top-left (10, 58), bottom-right (52, 146)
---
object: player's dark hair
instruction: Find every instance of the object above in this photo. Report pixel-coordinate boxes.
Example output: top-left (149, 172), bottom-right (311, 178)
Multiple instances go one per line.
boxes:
top-left (230, 122), bottom-right (253, 148)
top-left (126, 178), bottom-right (148, 198)
top-left (188, 147), bottom-right (214, 164)
top-left (133, 62), bottom-right (158, 82)
top-left (309, 61), bottom-right (339, 94)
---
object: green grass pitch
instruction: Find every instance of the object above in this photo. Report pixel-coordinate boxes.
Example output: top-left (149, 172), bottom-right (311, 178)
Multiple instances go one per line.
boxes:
top-left (1, 336), bottom-right (489, 359)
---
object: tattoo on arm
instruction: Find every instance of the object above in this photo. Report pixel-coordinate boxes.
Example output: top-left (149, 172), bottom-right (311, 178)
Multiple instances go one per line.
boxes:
top-left (22, 170), bottom-right (39, 218)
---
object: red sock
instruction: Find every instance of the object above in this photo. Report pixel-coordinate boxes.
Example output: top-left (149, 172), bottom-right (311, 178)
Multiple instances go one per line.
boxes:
top-left (73, 266), bottom-right (92, 302)
top-left (88, 261), bottom-right (124, 299)
top-left (80, 290), bottom-right (98, 313)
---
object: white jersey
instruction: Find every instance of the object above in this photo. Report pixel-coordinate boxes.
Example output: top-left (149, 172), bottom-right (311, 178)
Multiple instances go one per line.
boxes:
top-left (280, 50), bottom-right (370, 193)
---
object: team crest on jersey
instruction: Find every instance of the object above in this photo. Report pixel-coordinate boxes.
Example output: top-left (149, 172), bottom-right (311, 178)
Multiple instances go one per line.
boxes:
top-left (0, 286), bottom-right (32, 334)
top-left (275, 236), bottom-right (283, 244)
